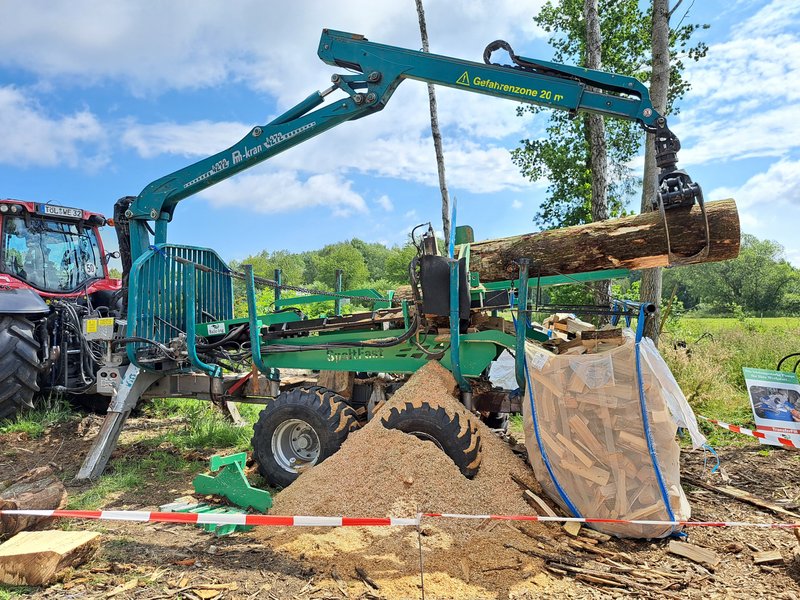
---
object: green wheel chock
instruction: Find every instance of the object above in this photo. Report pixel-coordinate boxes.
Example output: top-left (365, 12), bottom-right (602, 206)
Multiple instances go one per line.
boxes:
top-left (192, 452), bottom-right (272, 513)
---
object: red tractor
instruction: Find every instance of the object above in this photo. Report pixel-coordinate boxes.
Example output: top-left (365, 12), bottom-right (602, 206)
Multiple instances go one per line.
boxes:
top-left (0, 199), bottom-right (122, 418)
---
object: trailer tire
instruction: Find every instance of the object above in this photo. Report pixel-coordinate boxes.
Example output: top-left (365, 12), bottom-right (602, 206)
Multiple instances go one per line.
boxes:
top-left (381, 400), bottom-right (483, 479)
top-left (0, 316), bottom-right (42, 420)
top-left (482, 412), bottom-right (509, 433)
top-left (251, 386), bottom-right (359, 488)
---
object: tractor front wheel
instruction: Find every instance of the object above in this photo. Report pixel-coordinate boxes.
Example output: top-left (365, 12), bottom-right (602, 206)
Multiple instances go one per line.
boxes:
top-left (380, 400), bottom-right (483, 479)
top-left (0, 315), bottom-right (42, 420)
top-left (251, 386), bottom-right (359, 488)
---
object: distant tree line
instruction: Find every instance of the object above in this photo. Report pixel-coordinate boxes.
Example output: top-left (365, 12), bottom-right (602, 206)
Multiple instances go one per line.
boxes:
top-left (228, 239), bottom-right (416, 317)
top-left (662, 235), bottom-right (800, 317)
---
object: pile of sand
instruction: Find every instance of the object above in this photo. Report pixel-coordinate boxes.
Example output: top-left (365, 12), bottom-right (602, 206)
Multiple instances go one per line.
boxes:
top-left (259, 362), bottom-right (565, 599)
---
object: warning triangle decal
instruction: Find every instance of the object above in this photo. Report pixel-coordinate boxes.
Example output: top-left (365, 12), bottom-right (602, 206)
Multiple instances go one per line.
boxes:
top-left (456, 71), bottom-right (470, 86)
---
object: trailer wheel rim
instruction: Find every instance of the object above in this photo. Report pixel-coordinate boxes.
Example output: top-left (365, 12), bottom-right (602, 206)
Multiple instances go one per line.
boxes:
top-left (271, 419), bottom-right (321, 473)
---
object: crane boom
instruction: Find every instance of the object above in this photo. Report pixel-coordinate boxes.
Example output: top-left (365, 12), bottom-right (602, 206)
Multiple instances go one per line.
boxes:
top-left (125, 29), bottom-right (702, 262)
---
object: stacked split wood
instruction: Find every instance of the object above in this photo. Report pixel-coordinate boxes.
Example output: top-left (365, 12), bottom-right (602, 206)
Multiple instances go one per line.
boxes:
top-left (522, 336), bottom-right (690, 538)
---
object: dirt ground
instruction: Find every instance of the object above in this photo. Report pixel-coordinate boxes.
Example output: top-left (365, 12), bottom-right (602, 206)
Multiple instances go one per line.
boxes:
top-left (2, 415), bottom-right (800, 599)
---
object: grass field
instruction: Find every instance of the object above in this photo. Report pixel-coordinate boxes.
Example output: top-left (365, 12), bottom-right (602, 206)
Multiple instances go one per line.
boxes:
top-left (662, 316), bottom-right (800, 446)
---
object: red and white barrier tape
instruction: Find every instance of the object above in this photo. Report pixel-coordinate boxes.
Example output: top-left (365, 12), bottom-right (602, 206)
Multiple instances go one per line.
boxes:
top-left (1, 509), bottom-right (797, 529)
top-left (699, 416), bottom-right (799, 448)
top-left (0, 509), bottom-right (418, 527)
top-left (423, 513), bottom-right (799, 529)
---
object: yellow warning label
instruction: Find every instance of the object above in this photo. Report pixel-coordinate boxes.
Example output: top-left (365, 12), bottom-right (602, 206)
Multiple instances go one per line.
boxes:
top-left (456, 71), bottom-right (470, 86)
top-left (99, 318), bottom-right (115, 327)
top-left (86, 319), bottom-right (98, 333)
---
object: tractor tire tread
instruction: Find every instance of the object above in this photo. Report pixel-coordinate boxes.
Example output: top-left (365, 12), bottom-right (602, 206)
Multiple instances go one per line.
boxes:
top-left (0, 316), bottom-right (42, 420)
top-left (381, 400), bottom-right (483, 479)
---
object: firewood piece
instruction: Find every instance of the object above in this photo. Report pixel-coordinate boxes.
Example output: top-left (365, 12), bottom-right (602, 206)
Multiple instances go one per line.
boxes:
top-left (580, 528), bottom-right (612, 543)
top-left (354, 566), bottom-right (380, 590)
top-left (575, 573), bottom-right (626, 587)
top-left (468, 199), bottom-right (740, 282)
top-left (561, 460), bottom-right (610, 486)
top-left (568, 416), bottom-right (605, 457)
top-left (522, 490), bottom-right (559, 518)
top-left (555, 432), bottom-right (594, 468)
top-left (581, 329), bottom-right (624, 341)
top-left (562, 317), bottom-right (595, 334)
top-left (0, 466), bottom-right (67, 537)
top-left (617, 430), bottom-right (649, 453)
top-left (668, 541), bottom-right (721, 570)
top-left (563, 521), bottom-right (582, 537)
top-left (0, 530), bottom-right (100, 585)
top-left (753, 550), bottom-right (783, 565)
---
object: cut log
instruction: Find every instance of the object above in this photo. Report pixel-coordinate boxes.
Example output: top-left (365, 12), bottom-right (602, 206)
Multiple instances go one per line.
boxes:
top-left (316, 370), bottom-right (355, 400)
top-left (0, 466), bottom-right (67, 537)
top-left (0, 530), bottom-right (101, 585)
top-left (468, 199), bottom-right (739, 282)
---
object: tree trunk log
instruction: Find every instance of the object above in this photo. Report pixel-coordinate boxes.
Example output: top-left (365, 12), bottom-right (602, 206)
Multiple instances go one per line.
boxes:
top-left (467, 198), bottom-right (739, 282)
top-left (0, 466), bottom-right (67, 537)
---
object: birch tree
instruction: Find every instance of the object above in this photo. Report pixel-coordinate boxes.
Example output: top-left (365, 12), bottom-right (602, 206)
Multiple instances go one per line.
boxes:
top-left (415, 0), bottom-right (450, 244)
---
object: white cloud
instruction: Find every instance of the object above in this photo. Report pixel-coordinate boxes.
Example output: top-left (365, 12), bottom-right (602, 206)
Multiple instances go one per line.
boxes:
top-left (0, 86), bottom-right (106, 168)
top-left (198, 170), bottom-right (368, 217)
top-left (707, 159), bottom-right (800, 263)
top-left (679, 1), bottom-right (800, 165)
top-left (676, 105), bottom-right (800, 165)
top-left (708, 159), bottom-right (800, 210)
top-left (117, 101), bottom-right (532, 194)
top-left (376, 195), bottom-right (393, 211)
top-left (122, 120), bottom-right (248, 159)
top-left (733, 0), bottom-right (800, 37)
top-left (511, 199), bottom-right (523, 209)
top-left (0, 1), bottom-right (546, 98)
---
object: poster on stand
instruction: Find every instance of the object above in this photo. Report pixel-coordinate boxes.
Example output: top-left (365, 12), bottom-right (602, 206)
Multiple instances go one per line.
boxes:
top-left (742, 367), bottom-right (800, 447)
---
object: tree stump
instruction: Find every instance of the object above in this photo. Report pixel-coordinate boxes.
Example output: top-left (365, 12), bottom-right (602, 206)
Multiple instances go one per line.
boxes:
top-left (0, 466), bottom-right (67, 537)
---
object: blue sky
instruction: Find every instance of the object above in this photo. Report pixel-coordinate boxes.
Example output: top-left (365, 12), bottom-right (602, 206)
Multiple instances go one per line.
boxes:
top-left (0, 0), bottom-right (798, 271)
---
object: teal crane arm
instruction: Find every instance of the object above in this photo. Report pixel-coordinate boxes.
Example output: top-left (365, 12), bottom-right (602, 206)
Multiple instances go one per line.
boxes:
top-left (125, 28), bottom-right (702, 262)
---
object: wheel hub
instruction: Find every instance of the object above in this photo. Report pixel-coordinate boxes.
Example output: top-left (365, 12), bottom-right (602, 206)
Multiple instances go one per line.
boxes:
top-left (272, 419), bottom-right (321, 473)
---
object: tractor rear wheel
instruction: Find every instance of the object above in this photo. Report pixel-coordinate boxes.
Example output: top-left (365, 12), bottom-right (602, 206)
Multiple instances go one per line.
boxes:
top-left (251, 386), bottom-right (359, 488)
top-left (0, 315), bottom-right (42, 420)
top-left (380, 400), bottom-right (483, 478)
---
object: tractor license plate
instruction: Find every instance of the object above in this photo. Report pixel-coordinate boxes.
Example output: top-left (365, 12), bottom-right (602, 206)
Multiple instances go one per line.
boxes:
top-left (40, 204), bottom-right (83, 219)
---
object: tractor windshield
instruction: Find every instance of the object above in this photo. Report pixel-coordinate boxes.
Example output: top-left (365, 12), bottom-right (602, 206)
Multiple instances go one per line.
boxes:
top-left (1, 216), bottom-right (105, 293)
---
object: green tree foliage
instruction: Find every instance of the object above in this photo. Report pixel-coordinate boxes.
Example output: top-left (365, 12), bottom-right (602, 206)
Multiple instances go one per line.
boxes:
top-left (511, 0), bottom-right (707, 228)
top-left (350, 239), bottom-right (392, 281)
top-left (385, 244), bottom-right (418, 284)
top-left (230, 249), bottom-right (305, 282)
top-left (312, 242), bottom-right (369, 289)
top-left (662, 235), bottom-right (800, 316)
top-left (228, 238), bottom-right (418, 316)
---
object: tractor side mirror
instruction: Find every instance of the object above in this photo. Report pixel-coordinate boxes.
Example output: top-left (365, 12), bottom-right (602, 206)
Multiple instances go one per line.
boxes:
top-left (104, 251), bottom-right (120, 264)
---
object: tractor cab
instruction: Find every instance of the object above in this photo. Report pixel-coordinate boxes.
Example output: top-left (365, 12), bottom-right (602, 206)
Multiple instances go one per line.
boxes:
top-left (0, 200), bottom-right (116, 297)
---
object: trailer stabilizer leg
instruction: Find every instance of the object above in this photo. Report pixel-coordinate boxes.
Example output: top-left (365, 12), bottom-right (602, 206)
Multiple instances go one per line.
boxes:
top-left (75, 364), bottom-right (160, 481)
